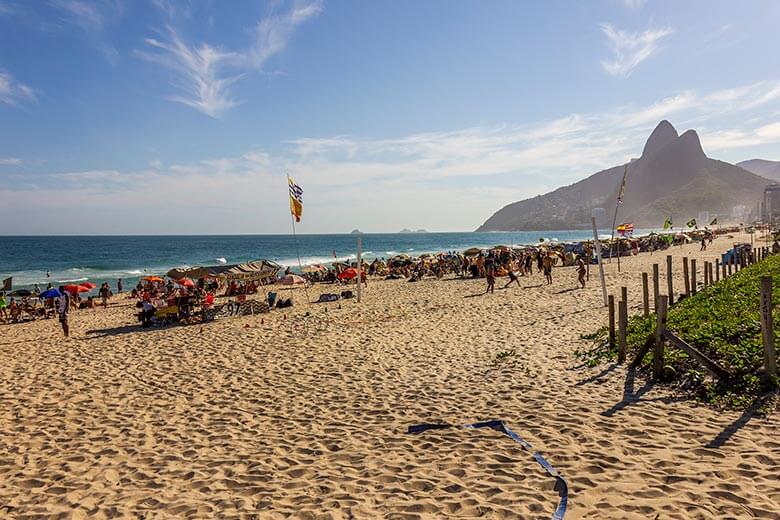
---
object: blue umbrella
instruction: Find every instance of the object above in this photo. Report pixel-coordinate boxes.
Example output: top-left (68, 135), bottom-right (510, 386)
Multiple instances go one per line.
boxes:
top-left (39, 288), bottom-right (62, 298)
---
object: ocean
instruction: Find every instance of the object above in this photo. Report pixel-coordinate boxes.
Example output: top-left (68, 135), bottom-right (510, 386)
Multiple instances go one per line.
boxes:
top-left (0, 229), bottom-right (655, 291)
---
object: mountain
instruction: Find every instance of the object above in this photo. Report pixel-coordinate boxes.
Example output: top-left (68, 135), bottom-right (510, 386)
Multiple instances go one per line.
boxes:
top-left (737, 159), bottom-right (780, 182)
top-left (477, 121), bottom-right (772, 231)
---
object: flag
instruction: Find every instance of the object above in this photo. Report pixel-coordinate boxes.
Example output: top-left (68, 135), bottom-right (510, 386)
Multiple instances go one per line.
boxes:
top-left (710, 217), bottom-right (718, 226)
top-left (2, 277), bottom-right (11, 291)
top-left (686, 218), bottom-right (697, 228)
top-left (663, 217), bottom-right (672, 230)
top-left (288, 176), bottom-right (303, 223)
top-left (617, 222), bottom-right (634, 237)
top-left (616, 165), bottom-right (628, 205)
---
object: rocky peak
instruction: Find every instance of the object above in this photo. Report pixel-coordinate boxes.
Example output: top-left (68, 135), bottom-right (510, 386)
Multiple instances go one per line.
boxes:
top-left (641, 120), bottom-right (679, 157)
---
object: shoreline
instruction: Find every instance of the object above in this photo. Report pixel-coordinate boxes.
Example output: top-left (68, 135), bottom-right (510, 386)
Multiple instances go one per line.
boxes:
top-left (2, 226), bottom-right (740, 290)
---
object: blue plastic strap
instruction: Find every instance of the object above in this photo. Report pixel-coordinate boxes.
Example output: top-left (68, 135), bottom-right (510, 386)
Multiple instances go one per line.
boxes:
top-left (408, 420), bottom-right (568, 520)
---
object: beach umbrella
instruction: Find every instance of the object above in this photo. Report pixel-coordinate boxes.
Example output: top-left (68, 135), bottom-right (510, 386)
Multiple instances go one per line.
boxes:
top-left (81, 282), bottom-right (97, 290)
top-left (278, 274), bottom-right (306, 285)
top-left (9, 289), bottom-right (32, 297)
top-left (176, 277), bottom-right (195, 288)
top-left (337, 268), bottom-right (365, 280)
top-left (463, 247), bottom-right (482, 256)
top-left (143, 276), bottom-right (164, 283)
top-left (63, 284), bottom-right (90, 294)
top-left (39, 288), bottom-right (62, 298)
top-left (302, 264), bottom-right (327, 274)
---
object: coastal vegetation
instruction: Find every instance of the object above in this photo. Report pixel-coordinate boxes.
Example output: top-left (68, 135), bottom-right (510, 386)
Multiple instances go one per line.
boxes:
top-left (580, 254), bottom-right (780, 410)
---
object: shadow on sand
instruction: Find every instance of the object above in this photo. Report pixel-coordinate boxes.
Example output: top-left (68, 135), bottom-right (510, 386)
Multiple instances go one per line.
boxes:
top-left (705, 390), bottom-right (778, 448)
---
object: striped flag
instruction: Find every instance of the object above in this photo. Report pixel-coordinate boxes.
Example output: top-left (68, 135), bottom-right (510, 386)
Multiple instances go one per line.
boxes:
top-left (617, 165), bottom-right (628, 204)
top-left (686, 218), bottom-right (697, 228)
top-left (288, 176), bottom-right (303, 223)
top-left (617, 222), bottom-right (634, 237)
top-left (663, 217), bottom-right (673, 230)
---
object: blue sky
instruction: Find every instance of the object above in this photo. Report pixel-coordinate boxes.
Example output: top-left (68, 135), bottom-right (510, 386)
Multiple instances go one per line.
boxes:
top-left (1, 0), bottom-right (779, 234)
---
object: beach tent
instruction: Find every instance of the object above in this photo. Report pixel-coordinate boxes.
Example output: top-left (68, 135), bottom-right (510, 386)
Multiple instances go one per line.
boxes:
top-left (278, 274), bottom-right (306, 285)
top-left (166, 259), bottom-right (280, 282)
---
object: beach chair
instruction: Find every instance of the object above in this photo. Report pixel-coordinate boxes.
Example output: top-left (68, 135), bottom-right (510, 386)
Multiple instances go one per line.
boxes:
top-left (154, 305), bottom-right (179, 325)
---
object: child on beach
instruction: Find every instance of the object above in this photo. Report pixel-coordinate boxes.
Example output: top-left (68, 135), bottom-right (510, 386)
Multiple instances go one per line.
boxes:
top-left (576, 256), bottom-right (586, 288)
top-left (543, 253), bottom-right (554, 285)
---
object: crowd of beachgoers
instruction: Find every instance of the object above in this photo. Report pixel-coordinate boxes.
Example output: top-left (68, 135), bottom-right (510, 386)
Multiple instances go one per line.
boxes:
top-left (0, 225), bottom-right (759, 330)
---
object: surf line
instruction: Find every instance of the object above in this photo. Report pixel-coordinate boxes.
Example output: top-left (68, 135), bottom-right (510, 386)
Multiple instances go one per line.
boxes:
top-left (407, 419), bottom-right (568, 519)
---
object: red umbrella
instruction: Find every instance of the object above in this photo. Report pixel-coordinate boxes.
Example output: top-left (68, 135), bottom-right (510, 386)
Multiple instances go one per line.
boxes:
top-left (337, 268), bottom-right (365, 281)
top-left (63, 284), bottom-right (90, 294)
top-left (81, 282), bottom-right (97, 290)
top-left (177, 278), bottom-right (194, 288)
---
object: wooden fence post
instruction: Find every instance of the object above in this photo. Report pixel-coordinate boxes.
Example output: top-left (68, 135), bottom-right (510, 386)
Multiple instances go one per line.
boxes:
top-left (666, 254), bottom-right (674, 306)
top-left (709, 262), bottom-right (714, 285)
top-left (652, 264), bottom-right (659, 311)
top-left (642, 272), bottom-right (649, 316)
top-left (691, 259), bottom-right (697, 295)
top-left (683, 257), bottom-right (690, 296)
top-left (618, 299), bottom-right (628, 364)
top-left (621, 286), bottom-right (628, 304)
top-left (654, 295), bottom-right (669, 380)
top-left (728, 254), bottom-right (733, 276)
top-left (760, 276), bottom-right (777, 382)
top-left (703, 262), bottom-right (709, 287)
top-left (608, 295), bottom-right (615, 349)
top-left (716, 259), bottom-right (720, 282)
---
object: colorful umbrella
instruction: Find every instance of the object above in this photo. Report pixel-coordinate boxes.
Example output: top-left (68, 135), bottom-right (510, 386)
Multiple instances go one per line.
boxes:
top-left (278, 274), bottom-right (306, 285)
top-left (81, 282), bottom-right (97, 290)
top-left (143, 276), bottom-right (164, 283)
top-left (39, 288), bottom-right (62, 298)
top-left (63, 285), bottom-right (90, 294)
top-left (177, 278), bottom-right (195, 288)
top-left (337, 268), bottom-right (365, 281)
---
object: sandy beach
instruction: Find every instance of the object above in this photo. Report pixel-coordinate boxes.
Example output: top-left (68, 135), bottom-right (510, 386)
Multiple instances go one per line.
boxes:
top-left (1, 232), bottom-right (778, 519)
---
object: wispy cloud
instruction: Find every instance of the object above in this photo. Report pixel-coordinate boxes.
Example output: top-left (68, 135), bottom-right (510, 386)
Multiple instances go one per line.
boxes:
top-left (620, 0), bottom-right (646, 8)
top-left (48, 0), bottom-right (122, 63)
top-left (141, 0), bottom-right (323, 118)
top-left (0, 70), bottom-right (36, 106)
top-left (600, 23), bottom-right (673, 77)
top-left (0, 157), bottom-right (22, 165)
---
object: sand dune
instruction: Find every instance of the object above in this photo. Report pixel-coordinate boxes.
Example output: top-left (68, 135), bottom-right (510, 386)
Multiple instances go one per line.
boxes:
top-left (1, 232), bottom-right (777, 518)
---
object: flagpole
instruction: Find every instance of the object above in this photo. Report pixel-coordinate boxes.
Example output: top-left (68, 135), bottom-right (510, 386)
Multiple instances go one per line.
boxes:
top-left (287, 174), bottom-right (310, 306)
top-left (608, 164), bottom-right (628, 266)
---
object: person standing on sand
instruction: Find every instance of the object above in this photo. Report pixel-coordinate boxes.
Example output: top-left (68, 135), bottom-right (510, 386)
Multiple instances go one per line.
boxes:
top-left (117, 278), bottom-right (123, 293)
top-left (543, 253), bottom-right (554, 285)
top-left (485, 263), bottom-right (496, 294)
top-left (57, 287), bottom-right (70, 338)
top-left (536, 251), bottom-right (544, 273)
top-left (576, 256), bottom-right (586, 289)
top-left (525, 253), bottom-right (533, 275)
